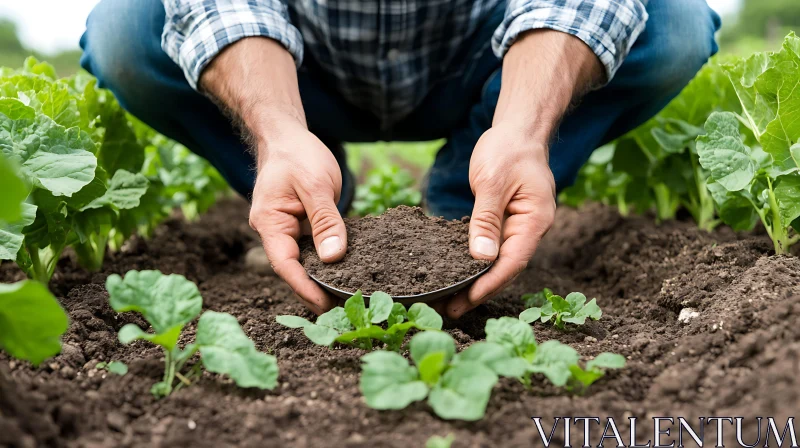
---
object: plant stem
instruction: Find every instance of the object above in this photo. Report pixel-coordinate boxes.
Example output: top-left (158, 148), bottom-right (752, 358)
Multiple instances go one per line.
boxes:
top-left (652, 184), bottom-right (678, 223)
top-left (615, 190), bottom-right (629, 217)
top-left (691, 156), bottom-right (718, 232)
top-left (766, 178), bottom-right (789, 255)
top-left (163, 348), bottom-right (177, 396)
top-left (74, 234), bottom-right (108, 272)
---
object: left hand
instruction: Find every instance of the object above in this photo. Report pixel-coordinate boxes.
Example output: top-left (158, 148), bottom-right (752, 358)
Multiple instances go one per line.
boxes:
top-left (439, 123), bottom-right (556, 318)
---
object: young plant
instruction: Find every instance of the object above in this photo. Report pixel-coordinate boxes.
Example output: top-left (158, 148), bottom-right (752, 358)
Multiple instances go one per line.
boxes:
top-left (426, 434), bottom-right (455, 448)
top-left (276, 290), bottom-right (442, 351)
top-left (568, 352), bottom-right (627, 390)
top-left (519, 290), bottom-right (602, 330)
top-left (96, 361), bottom-right (128, 376)
top-left (359, 331), bottom-right (500, 421)
top-left (481, 317), bottom-right (625, 391)
top-left (697, 33), bottom-right (800, 254)
top-left (106, 270), bottom-right (278, 397)
top-left (352, 166), bottom-right (421, 216)
top-left (0, 58), bottom-right (150, 282)
top-left (0, 279), bottom-right (68, 365)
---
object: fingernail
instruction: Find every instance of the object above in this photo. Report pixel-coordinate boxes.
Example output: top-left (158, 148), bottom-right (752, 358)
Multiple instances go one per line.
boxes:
top-left (473, 236), bottom-right (498, 258)
top-left (319, 236), bottom-right (343, 259)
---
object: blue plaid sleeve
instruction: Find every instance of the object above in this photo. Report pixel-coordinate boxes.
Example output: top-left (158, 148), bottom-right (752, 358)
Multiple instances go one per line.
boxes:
top-left (492, 0), bottom-right (648, 83)
top-left (162, 0), bottom-right (304, 90)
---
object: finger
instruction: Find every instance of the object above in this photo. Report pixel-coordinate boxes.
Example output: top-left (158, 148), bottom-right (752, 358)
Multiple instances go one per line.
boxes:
top-left (251, 208), bottom-right (338, 314)
top-left (446, 210), bottom-right (549, 318)
top-left (469, 182), bottom-right (508, 262)
top-left (298, 184), bottom-right (348, 264)
top-left (262, 232), bottom-right (338, 314)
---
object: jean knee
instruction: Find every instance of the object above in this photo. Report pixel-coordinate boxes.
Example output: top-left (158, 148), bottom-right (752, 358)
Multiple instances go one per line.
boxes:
top-left (644, 0), bottom-right (720, 90)
top-left (80, 0), bottom-right (169, 107)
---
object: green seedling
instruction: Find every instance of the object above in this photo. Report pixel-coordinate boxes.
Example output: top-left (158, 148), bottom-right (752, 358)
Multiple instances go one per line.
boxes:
top-left (352, 166), bottom-right (421, 216)
top-left (96, 361), bottom-right (128, 376)
top-left (276, 290), bottom-right (442, 351)
top-left (0, 279), bottom-right (68, 365)
top-left (426, 434), bottom-right (455, 448)
top-left (360, 331), bottom-right (500, 421)
top-left (519, 290), bottom-right (602, 330)
top-left (482, 317), bottom-right (624, 391)
top-left (106, 270), bottom-right (278, 398)
top-left (568, 352), bottom-right (627, 390)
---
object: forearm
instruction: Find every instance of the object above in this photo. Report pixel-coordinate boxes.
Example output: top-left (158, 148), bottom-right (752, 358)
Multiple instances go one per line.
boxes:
top-left (200, 37), bottom-right (306, 161)
top-left (493, 30), bottom-right (604, 143)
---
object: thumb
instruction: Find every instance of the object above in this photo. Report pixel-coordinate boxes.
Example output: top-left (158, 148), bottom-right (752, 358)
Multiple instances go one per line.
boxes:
top-left (469, 186), bottom-right (506, 261)
top-left (302, 193), bottom-right (348, 263)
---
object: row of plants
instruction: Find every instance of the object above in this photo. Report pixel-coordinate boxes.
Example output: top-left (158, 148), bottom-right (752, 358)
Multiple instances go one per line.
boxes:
top-left (0, 57), bottom-right (228, 284)
top-left (277, 290), bottom-right (624, 421)
top-left (560, 32), bottom-right (800, 254)
top-left (0, 59), bottom-right (228, 367)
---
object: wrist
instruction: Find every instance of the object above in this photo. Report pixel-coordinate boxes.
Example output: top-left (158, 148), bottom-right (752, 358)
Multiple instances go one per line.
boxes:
top-left (200, 37), bottom-right (307, 138)
top-left (494, 30), bottom-right (603, 139)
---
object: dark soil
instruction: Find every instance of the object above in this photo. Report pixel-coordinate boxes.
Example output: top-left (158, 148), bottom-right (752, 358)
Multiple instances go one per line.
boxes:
top-left (300, 206), bottom-right (491, 296)
top-left (1, 199), bottom-right (799, 447)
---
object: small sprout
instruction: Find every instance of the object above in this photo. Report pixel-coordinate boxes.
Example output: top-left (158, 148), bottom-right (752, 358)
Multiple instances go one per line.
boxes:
top-left (482, 316), bottom-right (624, 392)
top-left (426, 434), bottom-right (455, 448)
top-left (106, 270), bottom-right (278, 398)
top-left (520, 290), bottom-right (602, 330)
top-left (276, 290), bottom-right (442, 351)
top-left (96, 361), bottom-right (128, 376)
top-left (521, 288), bottom-right (550, 308)
top-left (359, 331), bottom-right (499, 421)
top-left (352, 166), bottom-right (421, 216)
top-left (568, 352), bottom-right (626, 390)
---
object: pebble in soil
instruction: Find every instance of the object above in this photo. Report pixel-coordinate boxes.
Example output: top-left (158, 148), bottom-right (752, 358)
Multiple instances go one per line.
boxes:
top-left (299, 206), bottom-right (491, 296)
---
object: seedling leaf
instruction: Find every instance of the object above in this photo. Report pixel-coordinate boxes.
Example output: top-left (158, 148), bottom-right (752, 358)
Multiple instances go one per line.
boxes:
top-left (0, 280), bottom-right (68, 365)
top-left (107, 270), bottom-right (202, 350)
top-left (485, 317), bottom-right (537, 360)
top-left (410, 331), bottom-right (456, 367)
top-left (360, 351), bottom-right (428, 409)
top-left (427, 361), bottom-right (498, 421)
top-left (196, 311), bottom-right (278, 390)
top-left (368, 291), bottom-right (393, 323)
top-left (527, 340), bottom-right (580, 387)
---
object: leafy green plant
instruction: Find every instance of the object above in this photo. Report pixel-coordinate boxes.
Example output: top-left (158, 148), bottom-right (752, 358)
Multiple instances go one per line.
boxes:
top-left (560, 59), bottom-right (741, 231)
top-left (696, 33), bottom-right (800, 254)
top-left (481, 317), bottom-right (624, 391)
top-left (276, 290), bottom-right (442, 351)
top-left (96, 361), bottom-right (128, 376)
top-left (0, 279), bottom-right (68, 365)
top-left (519, 290), bottom-right (602, 330)
top-left (352, 166), bottom-right (421, 216)
top-left (0, 58), bottom-right (150, 282)
top-left (106, 270), bottom-right (278, 397)
top-left (360, 331), bottom-right (500, 421)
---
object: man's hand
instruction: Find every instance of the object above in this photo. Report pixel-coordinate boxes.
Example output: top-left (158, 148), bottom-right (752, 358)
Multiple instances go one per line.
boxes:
top-left (201, 38), bottom-right (344, 314)
top-left (441, 30), bottom-right (603, 318)
top-left (248, 120), bottom-right (346, 314)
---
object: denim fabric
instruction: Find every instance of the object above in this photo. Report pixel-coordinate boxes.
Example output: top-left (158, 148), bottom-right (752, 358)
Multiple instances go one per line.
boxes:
top-left (80, 0), bottom-right (720, 219)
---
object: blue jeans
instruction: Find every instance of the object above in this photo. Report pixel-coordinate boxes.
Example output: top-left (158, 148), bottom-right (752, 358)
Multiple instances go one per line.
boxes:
top-left (80, 0), bottom-right (720, 219)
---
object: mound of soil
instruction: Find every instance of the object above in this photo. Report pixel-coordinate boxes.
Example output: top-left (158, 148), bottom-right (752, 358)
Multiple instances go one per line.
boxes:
top-left (1, 199), bottom-right (798, 447)
top-left (300, 206), bottom-right (491, 296)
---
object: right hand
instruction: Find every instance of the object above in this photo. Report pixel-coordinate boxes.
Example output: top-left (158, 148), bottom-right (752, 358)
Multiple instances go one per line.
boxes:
top-left (248, 117), bottom-right (346, 314)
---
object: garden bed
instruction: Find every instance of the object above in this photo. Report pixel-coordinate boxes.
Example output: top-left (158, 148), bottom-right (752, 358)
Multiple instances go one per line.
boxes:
top-left (2, 198), bottom-right (799, 447)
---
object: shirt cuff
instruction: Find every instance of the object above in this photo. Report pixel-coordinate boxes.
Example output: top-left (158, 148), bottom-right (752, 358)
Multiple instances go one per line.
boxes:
top-left (162, 2), bottom-right (304, 90)
top-left (491, 1), bottom-right (648, 84)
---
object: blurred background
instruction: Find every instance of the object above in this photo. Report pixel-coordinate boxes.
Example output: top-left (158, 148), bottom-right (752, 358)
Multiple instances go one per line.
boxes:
top-left (0, 0), bottom-right (797, 200)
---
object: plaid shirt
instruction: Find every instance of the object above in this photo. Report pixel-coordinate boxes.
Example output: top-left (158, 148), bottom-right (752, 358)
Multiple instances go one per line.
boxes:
top-left (163, 0), bottom-right (648, 128)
